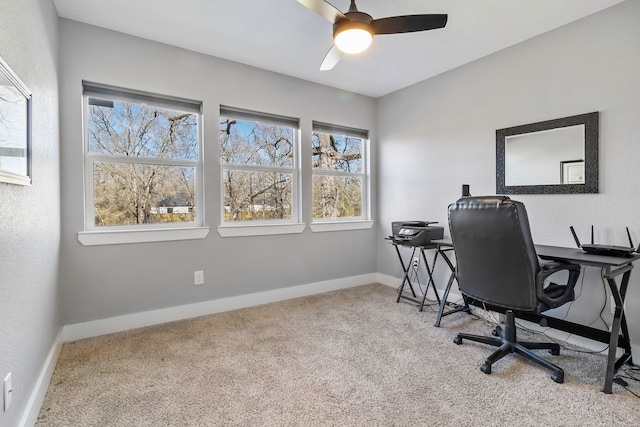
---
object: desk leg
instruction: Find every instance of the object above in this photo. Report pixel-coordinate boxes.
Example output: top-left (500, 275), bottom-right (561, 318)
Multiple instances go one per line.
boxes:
top-left (603, 268), bottom-right (634, 394)
top-left (435, 272), bottom-right (456, 326)
top-left (434, 249), bottom-right (470, 327)
top-left (395, 246), bottom-right (418, 303)
top-left (419, 248), bottom-right (441, 311)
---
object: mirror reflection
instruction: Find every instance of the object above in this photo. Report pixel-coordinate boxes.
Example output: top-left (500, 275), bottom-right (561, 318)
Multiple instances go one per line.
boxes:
top-left (505, 125), bottom-right (585, 186)
top-left (496, 112), bottom-right (598, 195)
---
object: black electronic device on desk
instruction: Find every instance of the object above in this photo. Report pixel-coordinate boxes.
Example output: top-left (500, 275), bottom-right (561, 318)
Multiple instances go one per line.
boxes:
top-left (390, 221), bottom-right (444, 247)
top-left (570, 225), bottom-right (639, 257)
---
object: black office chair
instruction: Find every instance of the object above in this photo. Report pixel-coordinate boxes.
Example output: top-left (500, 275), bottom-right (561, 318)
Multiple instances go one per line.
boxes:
top-left (448, 196), bottom-right (581, 383)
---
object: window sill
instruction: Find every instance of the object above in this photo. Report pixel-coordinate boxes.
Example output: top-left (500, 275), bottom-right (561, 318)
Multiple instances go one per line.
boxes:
top-left (217, 223), bottom-right (306, 237)
top-left (310, 220), bottom-right (374, 233)
top-left (78, 227), bottom-right (210, 246)
top-left (0, 171), bottom-right (31, 186)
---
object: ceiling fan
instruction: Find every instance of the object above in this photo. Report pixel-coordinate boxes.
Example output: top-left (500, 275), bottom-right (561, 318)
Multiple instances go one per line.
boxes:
top-left (296, 0), bottom-right (448, 70)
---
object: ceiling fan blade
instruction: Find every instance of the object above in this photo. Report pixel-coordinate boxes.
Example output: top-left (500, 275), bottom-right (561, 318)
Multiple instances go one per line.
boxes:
top-left (295, 0), bottom-right (346, 23)
top-left (319, 44), bottom-right (343, 71)
top-left (372, 14), bottom-right (448, 35)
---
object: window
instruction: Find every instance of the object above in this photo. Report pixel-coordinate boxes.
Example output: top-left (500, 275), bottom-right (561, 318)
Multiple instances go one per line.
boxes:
top-left (312, 122), bottom-right (369, 222)
top-left (219, 107), bottom-right (300, 229)
top-left (80, 82), bottom-right (206, 245)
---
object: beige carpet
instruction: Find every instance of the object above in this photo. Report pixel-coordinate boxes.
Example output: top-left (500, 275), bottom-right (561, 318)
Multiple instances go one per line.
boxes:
top-left (37, 284), bottom-right (639, 426)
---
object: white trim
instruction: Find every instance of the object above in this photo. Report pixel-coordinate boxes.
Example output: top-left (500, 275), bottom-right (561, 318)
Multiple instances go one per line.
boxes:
top-left (513, 317), bottom-right (625, 355)
top-left (0, 55), bottom-right (31, 98)
top-left (467, 305), bottom-right (637, 355)
top-left (219, 111), bottom-right (301, 227)
top-left (377, 272), bottom-right (458, 304)
top-left (217, 223), bottom-right (305, 237)
top-left (458, 300), bottom-right (639, 357)
top-left (376, 273), bottom-right (401, 288)
top-left (311, 127), bottom-right (370, 223)
top-left (62, 273), bottom-right (377, 342)
top-left (0, 171), bottom-right (31, 186)
top-left (310, 220), bottom-right (373, 233)
top-left (380, 272), bottom-right (638, 358)
top-left (18, 328), bottom-right (63, 427)
top-left (82, 87), bottom-right (205, 235)
top-left (78, 226), bottom-right (209, 246)
top-left (21, 275), bottom-right (640, 427)
top-left (380, 272), bottom-right (632, 356)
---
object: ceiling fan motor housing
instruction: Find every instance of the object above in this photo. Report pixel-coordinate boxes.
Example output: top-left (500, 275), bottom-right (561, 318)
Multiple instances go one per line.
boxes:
top-left (333, 11), bottom-right (373, 38)
top-left (296, 0), bottom-right (448, 69)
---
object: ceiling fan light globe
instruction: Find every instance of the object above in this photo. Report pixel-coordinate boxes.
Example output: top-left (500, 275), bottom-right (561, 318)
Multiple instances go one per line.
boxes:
top-left (334, 27), bottom-right (373, 54)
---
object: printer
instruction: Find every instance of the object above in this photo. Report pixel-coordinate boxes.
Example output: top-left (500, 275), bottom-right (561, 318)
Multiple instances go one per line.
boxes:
top-left (391, 221), bottom-right (444, 247)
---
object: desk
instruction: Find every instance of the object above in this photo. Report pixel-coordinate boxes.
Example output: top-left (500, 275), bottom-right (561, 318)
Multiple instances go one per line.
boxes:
top-left (436, 242), bottom-right (639, 394)
top-left (388, 239), bottom-right (441, 310)
top-left (536, 245), bottom-right (640, 394)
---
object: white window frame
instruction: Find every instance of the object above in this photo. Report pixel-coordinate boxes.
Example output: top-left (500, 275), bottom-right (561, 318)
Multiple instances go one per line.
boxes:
top-left (310, 121), bottom-right (373, 233)
top-left (217, 106), bottom-right (304, 238)
top-left (78, 82), bottom-right (208, 246)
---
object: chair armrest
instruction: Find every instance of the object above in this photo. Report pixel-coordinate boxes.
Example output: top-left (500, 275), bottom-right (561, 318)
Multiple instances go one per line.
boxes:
top-left (536, 261), bottom-right (581, 309)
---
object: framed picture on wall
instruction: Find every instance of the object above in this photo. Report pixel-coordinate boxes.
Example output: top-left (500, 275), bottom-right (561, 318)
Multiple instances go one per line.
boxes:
top-left (561, 160), bottom-right (585, 185)
top-left (0, 55), bottom-right (32, 185)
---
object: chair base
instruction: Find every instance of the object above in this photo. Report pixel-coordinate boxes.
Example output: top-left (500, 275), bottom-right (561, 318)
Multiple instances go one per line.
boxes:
top-left (453, 310), bottom-right (564, 383)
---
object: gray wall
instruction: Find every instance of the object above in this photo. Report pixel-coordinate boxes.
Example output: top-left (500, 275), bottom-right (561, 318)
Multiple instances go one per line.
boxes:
top-left (377, 0), bottom-right (640, 343)
top-left (0, 0), bottom-right (61, 425)
top-left (58, 19), bottom-right (378, 324)
top-left (3, 3), bottom-right (636, 423)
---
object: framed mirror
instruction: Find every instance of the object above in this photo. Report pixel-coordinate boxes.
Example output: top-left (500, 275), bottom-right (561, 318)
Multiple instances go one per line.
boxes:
top-left (496, 112), bottom-right (598, 194)
top-left (0, 55), bottom-right (32, 185)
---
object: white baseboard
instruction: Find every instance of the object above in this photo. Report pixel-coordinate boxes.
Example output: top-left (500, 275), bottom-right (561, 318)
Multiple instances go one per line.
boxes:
top-left (449, 302), bottom-right (639, 358)
top-left (380, 271), bottom-right (639, 358)
top-left (19, 328), bottom-right (63, 427)
top-left (376, 272), bottom-right (401, 288)
top-left (517, 317), bottom-right (640, 358)
top-left (376, 272), bottom-right (464, 303)
top-left (62, 273), bottom-right (378, 342)
top-left (21, 274), bottom-right (640, 426)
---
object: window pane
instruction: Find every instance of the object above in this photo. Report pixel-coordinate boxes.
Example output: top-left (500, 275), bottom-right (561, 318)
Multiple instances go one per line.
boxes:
top-left (313, 175), bottom-right (362, 219)
top-left (93, 162), bottom-right (196, 226)
top-left (223, 169), bottom-right (292, 221)
top-left (220, 118), bottom-right (294, 168)
top-left (312, 132), bottom-right (362, 173)
top-left (88, 100), bottom-right (198, 160)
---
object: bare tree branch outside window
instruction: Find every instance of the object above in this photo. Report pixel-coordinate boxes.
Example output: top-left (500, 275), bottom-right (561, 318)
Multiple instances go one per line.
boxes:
top-left (220, 117), bottom-right (295, 222)
top-left (88, 100), bottom-right (199, 226)
top-left (312, 131), bottom-right (364, 219)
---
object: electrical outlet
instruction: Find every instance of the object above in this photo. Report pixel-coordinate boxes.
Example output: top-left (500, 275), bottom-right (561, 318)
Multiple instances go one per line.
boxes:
top-left (412, 257), bottom-right (419, 270)
top-left (4, 373), bottom-right (11, 412)
top-left (194, 270), bottom-right (204, 286)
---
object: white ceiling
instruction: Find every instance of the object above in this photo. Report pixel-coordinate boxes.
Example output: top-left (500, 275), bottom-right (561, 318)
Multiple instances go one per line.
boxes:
top-left (52, 0), bottom-right (625, 98)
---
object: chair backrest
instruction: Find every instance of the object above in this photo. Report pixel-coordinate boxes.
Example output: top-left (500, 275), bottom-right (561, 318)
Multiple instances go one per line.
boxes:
top-left (448, 196), bottom-right (540, 312)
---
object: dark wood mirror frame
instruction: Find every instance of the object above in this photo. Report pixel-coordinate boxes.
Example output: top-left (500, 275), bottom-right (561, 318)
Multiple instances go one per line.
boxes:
top-left (496, 112), bottom-right (599, 195)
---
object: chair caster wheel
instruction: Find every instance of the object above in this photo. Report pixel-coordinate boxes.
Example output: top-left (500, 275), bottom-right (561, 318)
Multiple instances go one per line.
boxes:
top-left (549, 348), bottom-right (560, 356)
top-left (453, 336), bottom-right (463, 345)
top-left (551, 372), bottom-right (564, 383)
top-left (491, 329), bottom-right (499, 337)
top-left (480, 364), bottom-right (492, 374)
